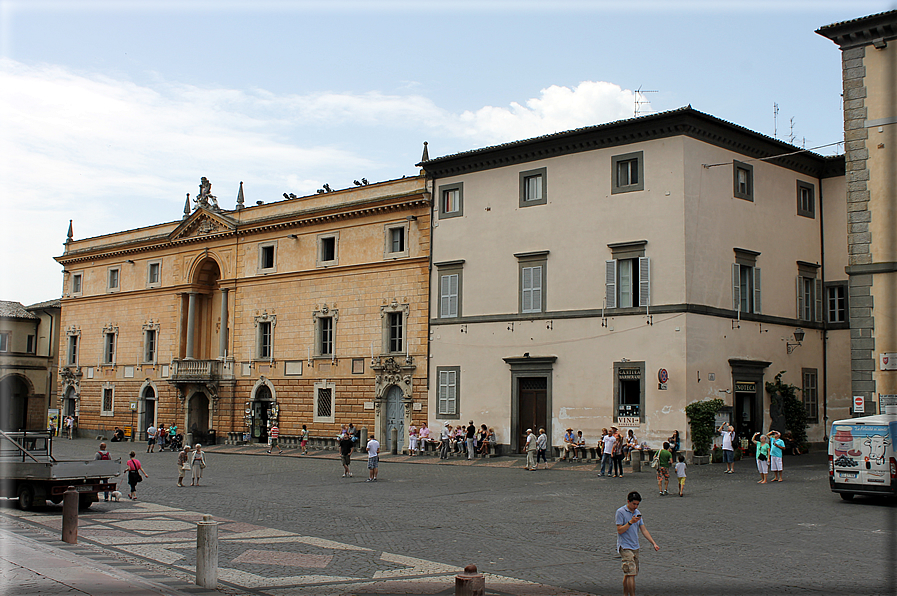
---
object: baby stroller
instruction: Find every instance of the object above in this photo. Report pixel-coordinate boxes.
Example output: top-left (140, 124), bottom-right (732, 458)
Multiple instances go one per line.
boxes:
top-left (168, 433), bottom-right (184, 451)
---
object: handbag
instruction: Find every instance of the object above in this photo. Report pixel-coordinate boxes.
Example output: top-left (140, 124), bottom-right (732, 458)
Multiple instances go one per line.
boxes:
top-left (650, 453), bottom-right (659, 469)
top-left (758, 453), bottom-right (767, 461)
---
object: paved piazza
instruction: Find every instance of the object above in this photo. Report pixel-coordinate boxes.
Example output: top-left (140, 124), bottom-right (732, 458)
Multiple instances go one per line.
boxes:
top-left (3, 439), bottom-right (895, 595)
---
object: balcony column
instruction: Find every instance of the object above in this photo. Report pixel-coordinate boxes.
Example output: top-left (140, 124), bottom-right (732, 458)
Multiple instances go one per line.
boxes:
top-left (186, 292), bottom-right (197, 360)
top-left (219, 288), bottom-right (229, 359)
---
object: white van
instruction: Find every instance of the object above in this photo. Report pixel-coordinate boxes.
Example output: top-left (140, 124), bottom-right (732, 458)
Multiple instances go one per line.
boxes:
top-left (829, 414), bottom-right (897, 500)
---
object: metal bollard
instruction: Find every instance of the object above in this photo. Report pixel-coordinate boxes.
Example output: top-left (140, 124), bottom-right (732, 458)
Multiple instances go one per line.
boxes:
top-left (62, 486), bottom-right (78, 544)
top-left (455, 564), bottom-right (485, 596)
top-left (390, 427), bottom-right (399, 454)
top-left (196, 514), bottom-right (218, 588)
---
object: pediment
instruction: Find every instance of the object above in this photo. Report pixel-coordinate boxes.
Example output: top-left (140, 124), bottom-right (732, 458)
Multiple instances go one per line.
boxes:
top-left (170, 208), bottom-right (238, 241)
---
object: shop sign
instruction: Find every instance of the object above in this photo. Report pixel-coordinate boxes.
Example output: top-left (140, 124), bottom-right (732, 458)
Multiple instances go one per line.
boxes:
top-left (617, 416), bottom-right (640, 426)
top-left (619, 368), bottom-right (641, 380)
top-left (880, 395), bottom-right (897, 414)
top-left (735, 382), bottom-right (755, 393)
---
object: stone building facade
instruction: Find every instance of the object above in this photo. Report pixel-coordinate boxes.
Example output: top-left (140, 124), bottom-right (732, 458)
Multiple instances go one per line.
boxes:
top-left (818, 10), bottom-right (897, 415)
top-left (55, 176), bottom-right (430, 449)
top-left (0, 299), bottom-right (61, 432)
top-left (420, 107), bottom-right (851, 453)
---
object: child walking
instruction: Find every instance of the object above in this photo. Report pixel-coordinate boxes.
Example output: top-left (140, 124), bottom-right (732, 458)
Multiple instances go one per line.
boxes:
top-left (674, 455), bottom-right (687, 497)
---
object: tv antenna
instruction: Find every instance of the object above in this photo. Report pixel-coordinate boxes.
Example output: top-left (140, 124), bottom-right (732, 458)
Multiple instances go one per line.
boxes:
top-left (634, 86), bottom-right (658, 117)
top-left (774, 103), bottom-right (779, 138)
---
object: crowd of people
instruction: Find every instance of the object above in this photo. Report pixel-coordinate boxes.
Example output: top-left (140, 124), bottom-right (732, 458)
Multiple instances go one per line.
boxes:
top-left (408, 421), bottom-right (496, 459)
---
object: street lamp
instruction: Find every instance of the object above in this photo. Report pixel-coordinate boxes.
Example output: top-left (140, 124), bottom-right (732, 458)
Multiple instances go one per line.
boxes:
top-left (786, 327), bottom-right (805, 354)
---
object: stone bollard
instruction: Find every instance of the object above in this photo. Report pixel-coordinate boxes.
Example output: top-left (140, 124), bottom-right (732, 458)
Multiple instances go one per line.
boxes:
top-left (631, 450), bottom-right (642, 473)
top-left (455, 564), bottom-right (485, 596)
top-left (62, 486), bottom-right (78, 544)
top-left (196, 514), bottom-right (218, 588)
top-left (359, 427), bottom-right (368, 451)
top-left (390, 427), bottom-right (399, 455)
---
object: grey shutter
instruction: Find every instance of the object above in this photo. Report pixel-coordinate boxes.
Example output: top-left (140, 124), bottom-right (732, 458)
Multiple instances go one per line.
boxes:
top-left (531, 265), bottom-right (542, 312)
top-left (815, 278), bottom-right (823, 322)
top-left (732, 263), bottom-right (740, 311)
top-left (753, 267), bottom-right (761, 314)
top-left (606, 260), bottom-right (617, 309)
top-left (796, 275), bottom-right (803, 319)
top-left (638, 257), bottom-right (650, 307)
top-left (522, 267), bottom-right (533, 312)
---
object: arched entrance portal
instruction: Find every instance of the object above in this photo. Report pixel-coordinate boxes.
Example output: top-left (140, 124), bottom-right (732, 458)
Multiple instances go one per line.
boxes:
top-left (141, 386), bottom-right (156, 435)
top-left (187, 392), bottom-right (210, 441)
top-left (0, 376), bottom-right (29, 432)
top-left (251, 385), bottom-right (272, 443)
top-left (384, 385), bottom-right (404, 453)
top-left (63, 386), bottom-right (77, 418)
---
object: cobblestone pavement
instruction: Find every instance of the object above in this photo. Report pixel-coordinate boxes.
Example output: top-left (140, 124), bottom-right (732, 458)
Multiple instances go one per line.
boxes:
top-left (5, 439), bottom-right (896, 595)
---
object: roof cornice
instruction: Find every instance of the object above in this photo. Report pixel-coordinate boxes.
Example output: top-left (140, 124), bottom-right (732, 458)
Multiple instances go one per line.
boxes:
top-left (418, 107), bottom-right (840, 179)
top-left (817, 10), bottom-right (897, 49)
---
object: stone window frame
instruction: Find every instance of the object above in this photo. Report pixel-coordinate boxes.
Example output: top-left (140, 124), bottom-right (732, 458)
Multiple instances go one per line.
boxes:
top-left (438, 182), bottom-right (463, 220)
top-left (107, 266), bottom-right (121, 294)
top-left (313, 305), bottom-right (338, 358)
top-left (316, 232), bottom-right (339, 268)
top-left (733, 248), bottom-right (761, 314)
top-left (146, 260), bottom-right (162, 288)
top-left (253, 312), bottom-right (276, 362)
top-left (101, 324), bottom-right (118, 366)
top-left (436, 366), bottom-right (460, 419)
top-left (519, 167), bottom-right (547, 207)
top-left (101, 382), bottom-right (115, 416)
top-left (313, 380), bottom-right (336, 424)
top-left (613, 360), bottom-right (646, 423)
top-left (65, 326), bottom-right (80, 367)
top-left (796, 261), bottom-right (822, 323)
top-left (516, 251), bottom-right (548, 314)
top-left (802, 367), bottom-right (818, 424)
top-left (70, 271), bottom-right (83, 297)
top-left (606, 241), bottom-right (649, 309)
top-left (380, 300), bottom-right (410, 356)
top-left (796, 180), bottom-right (815, 219)
top-left (383, 221), bottom-right (410, 259)
top-left (0, 332), bottom-right (8, 353)
top-left (142, 320), bottom-right (160, 365)
top-left (436, 260), bottom-right (464, 319)
top-left (733, 160), bottom-right (754, 202)
top-left (611, 151), bottom-right (645, 194)
top-left (258, 241), bottom-right (277, 274)
top-left (824, 280), bottom-right (849, 329)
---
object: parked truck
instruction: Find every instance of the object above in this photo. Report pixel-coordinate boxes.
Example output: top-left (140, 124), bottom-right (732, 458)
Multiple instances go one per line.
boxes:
top-left (0, 430), bottom-right (120, 510)
top-left (829, 414), bottom-right (897, 501)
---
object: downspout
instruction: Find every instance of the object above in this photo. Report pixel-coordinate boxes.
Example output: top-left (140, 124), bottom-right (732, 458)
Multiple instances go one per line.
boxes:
top-left (425, 171), bottom-right (436, 401)
top-left (818, 175), bottom-right (828, 442)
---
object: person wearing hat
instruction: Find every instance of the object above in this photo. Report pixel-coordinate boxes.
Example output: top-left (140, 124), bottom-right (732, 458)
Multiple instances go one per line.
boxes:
top-left (562, 428), bottom-right (577, 461)
top-left (524, 428), bottom-right (538, 470)
top-left (767, 430), bottom-right (786, 482)
top-left (465, 420), bottom-right (476, 460)
top-left (439, 422), bottom-right (451, 459)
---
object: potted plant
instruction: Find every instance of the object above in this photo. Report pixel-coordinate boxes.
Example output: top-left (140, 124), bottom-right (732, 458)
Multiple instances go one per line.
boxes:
top-left (685, 398), bottom-right (724, 465)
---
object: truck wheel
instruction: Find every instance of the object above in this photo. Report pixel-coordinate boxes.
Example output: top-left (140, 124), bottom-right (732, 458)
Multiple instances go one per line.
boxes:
top-left (17, 485), bottom-right (36, 510)
top-left (840, 493), bottom-right (855, 501)
top-left (78, 494), bottom-right (95, 510)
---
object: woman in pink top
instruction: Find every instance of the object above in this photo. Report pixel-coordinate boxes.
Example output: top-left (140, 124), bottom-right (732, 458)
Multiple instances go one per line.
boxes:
top-left (126, 451), bottom-right (149, 499)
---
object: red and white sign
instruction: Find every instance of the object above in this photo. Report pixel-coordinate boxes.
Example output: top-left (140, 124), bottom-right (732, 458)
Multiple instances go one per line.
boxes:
top-left (881, 353), bottom-right (897, 370)
top-left (853, 396), bottom-right (865, 413)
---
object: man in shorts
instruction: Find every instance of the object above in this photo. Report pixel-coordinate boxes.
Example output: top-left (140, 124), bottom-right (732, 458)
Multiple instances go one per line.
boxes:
top-left (615, 490), bottom-right (660, 596)
top-left (339, 433), bottom-right (354, 477)
top-left (719, 422), bottom-right (736, 473)
top-left (146, 424), bottom-right (157, 453)
top-left (366, 435), bottom-right (380, 482)
top-left (267, 424), bottom-right (282, 454)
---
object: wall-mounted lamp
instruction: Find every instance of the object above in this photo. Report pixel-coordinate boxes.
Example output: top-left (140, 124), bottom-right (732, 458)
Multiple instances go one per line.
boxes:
top-left (287, 234), bottom-right (298, 239)
top-left (125, 259), bottom-right (134, 264)
top-left (786, 327), bottom-right (805, 354)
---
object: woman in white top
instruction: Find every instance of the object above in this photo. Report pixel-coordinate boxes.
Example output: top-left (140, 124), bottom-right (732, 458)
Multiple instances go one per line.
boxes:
top-left (190, 443), bottom-right (206, 486)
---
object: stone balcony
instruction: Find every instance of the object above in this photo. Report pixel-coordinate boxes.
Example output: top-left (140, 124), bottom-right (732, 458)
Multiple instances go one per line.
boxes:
top-left (169, 359), bottom-right (234, 382)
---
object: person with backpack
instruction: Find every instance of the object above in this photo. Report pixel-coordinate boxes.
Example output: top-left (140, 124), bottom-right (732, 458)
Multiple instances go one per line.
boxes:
top-left (94, 442), bottom-right (112, 501)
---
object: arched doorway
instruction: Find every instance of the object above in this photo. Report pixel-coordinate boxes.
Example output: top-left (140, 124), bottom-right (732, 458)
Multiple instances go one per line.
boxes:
top-left (187, 391), bottom-right (210, 441)
top-left (63, 386), bottom-right (77, 418)
top-left (141, 386), bottom-right (156, 436)
top-left (384, 385), bottom-right (404, 453)
top-left (251, 384), bottom-right (272, 443)
top-left (0, 376), bottom-right (29, 432)
top-left (183, 257), bottom-right (224, 360)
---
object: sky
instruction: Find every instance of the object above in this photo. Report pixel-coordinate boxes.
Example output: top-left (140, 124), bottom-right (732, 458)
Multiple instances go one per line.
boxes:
top-left (1, 0), bottom-right (895, 306)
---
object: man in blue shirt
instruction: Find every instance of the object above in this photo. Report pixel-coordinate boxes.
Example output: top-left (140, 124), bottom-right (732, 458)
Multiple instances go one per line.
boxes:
top-left (615, 491), bottom-right (660, 596)
top-left (767, 430), bottom-right (786, 482)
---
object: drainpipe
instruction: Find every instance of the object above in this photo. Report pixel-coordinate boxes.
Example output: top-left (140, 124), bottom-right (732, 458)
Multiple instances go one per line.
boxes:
top-left (818, 175), bottom-right (828, 442)
top-left (425, 172), bottom-right (436, 407)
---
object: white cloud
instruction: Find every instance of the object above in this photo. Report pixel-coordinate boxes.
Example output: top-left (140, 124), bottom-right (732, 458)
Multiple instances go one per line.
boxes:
top-left (0, 58), bottom-right (641, 304)
top-left (458, 81), bottom-right (637, 145)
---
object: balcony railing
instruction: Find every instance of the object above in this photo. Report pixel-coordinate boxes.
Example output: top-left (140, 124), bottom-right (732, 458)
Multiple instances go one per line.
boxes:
top-left (170, 359), bottom-right (221, 381)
